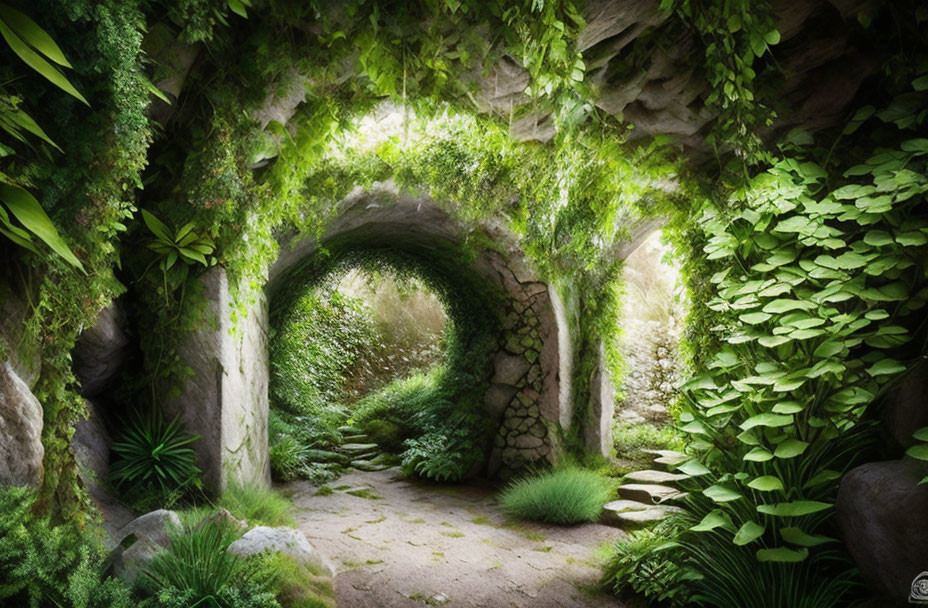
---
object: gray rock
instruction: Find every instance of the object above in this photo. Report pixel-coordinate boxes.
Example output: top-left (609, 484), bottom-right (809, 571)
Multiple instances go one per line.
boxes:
top-left (883, 359), bottom-right (928, 450)
top-left (836, 458), bottom-right (928, 604)
top-left (513, 434), bottom-right (544, 449)
top-left (73, 303), bottom-right (129, 397)
top-left (228, 526), bottom-right (333, 576)
top-left (0, 361), bottom-right (44, 486)
top-left (110, 510), bottom-right (182, 584)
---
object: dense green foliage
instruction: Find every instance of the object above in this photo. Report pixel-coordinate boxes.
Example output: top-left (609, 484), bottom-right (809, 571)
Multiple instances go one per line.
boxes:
top-left (0, 486), bottom-right (134, 608)
top-left (498, 467), bottom-right (613, 524)
top-left (601, 518), bottom-right (694, 608)
top-left (652, 76), bottom-right (928, 605)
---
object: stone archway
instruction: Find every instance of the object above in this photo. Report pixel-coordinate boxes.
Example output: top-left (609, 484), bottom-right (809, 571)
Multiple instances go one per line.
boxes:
top-left (162, 181), bottom-right (602, 492)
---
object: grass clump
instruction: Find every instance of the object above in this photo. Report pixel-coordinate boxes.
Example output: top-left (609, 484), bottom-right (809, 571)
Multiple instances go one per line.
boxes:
top-left (217, 482), bottom-right (294, 527)
top-left (498, 467), bottom-right (613, 525)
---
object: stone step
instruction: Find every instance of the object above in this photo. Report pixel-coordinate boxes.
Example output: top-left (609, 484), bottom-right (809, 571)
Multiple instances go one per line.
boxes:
top-left (622, 469), bottom-right (688, 484)
top-left (616, 483), bottom-right (688, 504)
top-left (352, 460), bottom-right (391, 472)
top-left (343, 434), bottom-right (370, 443)
top-left (303, 449), bottom-right (348, 464)
top-left (337, 425), bottom-right (361, 434)
top-left (603, 502), bottom-right (684, 527)
top-left (338, 443), bottom-right (379, 454)
top-left (642, 449), bottom-right (690, 467)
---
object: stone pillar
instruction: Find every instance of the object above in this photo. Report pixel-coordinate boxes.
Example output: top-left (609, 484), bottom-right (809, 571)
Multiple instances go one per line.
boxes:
top-left (163, 266), bottom-right (270, 494)
top-left (585, 342), bottom-right (615, 458)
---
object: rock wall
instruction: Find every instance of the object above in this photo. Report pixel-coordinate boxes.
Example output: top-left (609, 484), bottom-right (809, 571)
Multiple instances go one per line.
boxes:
top-left (0, 361), bottom-right (44, 486)
top-left (163, 267), bottom-right (270, 493)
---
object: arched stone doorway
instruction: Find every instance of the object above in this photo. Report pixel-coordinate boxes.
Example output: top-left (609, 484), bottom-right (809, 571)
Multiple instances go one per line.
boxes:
top-left (162, 182), bottom-right (591, 492)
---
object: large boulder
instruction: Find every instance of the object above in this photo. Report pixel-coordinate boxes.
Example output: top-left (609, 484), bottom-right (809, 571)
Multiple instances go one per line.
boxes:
top-left (72, 303), bottom-right (129, 397)
top-left (0, 361), bottom-right (44, 486)
top-left (109, 509), bottom-right (181, 584)
top-left (836, 458), bottom-right (928, 605)
top-left (228, 526), bottom-right (333, 577)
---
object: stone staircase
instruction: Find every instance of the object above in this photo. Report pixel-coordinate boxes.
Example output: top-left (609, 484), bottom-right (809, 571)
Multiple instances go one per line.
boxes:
top-left (603, 449), bottom-right (689, 528)
top-left (336, 425), bottom-right (392, 472)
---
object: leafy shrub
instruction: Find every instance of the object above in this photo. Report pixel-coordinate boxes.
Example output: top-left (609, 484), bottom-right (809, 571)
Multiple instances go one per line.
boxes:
top-left (0, 486), bottom-right (134, 608)
top-left (498, 467), bottom-right (613, 524)
top-left (109, 408), bottom-right (202, 503)
top-left (601, 518), bottom-right (694, 607)
top-left (269, 435), bottom-right (311, 482)
top-left (400, 424), bottom-right (481, 482)
top-left (217, 482), bottom-right (294, 528)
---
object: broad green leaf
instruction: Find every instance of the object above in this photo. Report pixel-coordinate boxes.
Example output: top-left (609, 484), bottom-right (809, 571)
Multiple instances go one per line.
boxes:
top-left (733, 521), bottom-right (765, 546)
top-left (756, 547), bottom-right (809, 562)
top-left (758, 335), bottom-right (792, 348)
top-left (228, 0), bottom-right (249, 18)
top-left (748, 476), bottom-right (784, 491)
top-left (780, 526), bottom-right (834, 547)
top-left (906, 444), bottom-right (928, 461)
top-left (900, 138), bottom-right (928, 154)
top-left (141, 209), bottom-right (173, 242)
top-left (0, 4), bottom-right (72, 66)
top-left (691, 509), bottom-right (732, 532)
top-left (863, 230), bottom-right (894, 247)
top-left (913, 428), bottom-right (928, 442)
top-left (762, 299), bottom-right (815, 314)
top-left (757, 501), bottom-right (831, 517)
top-left (6, 109), bottom-right (60, 150)
top-left (744, 447), bottom-right (773, 462)
top-left (897, 231), bottom-right (928, 246)
top-left (0, 183), bottom-right (84, 270)
top-left (772, 401), bottom-right (803, 414)
top-left (704, 485), bottom-right (742, 503)
top-left (741, 413), bottom-right (792, 431)
top-left (867, 357), bottom-right (906, 377)
top-left (774, 439), bottom-right (808, 459)
top-left (0, 21), bottom-right (87, 104)
top-left (740, 312), bottom-right (771, 325)
top-left (677, 459), bottom-right (711, 476)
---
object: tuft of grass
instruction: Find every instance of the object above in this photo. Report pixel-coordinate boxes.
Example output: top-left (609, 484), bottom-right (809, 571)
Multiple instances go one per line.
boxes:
top-left (261, 552), bottom-right (336, 608)
top-left (141, 517), bottom-right (247, 602)
top-left (498, 467), bottom-right (613, 525)
top-left (314, 486), bottom-right (334, 496)
top-left (217, 482), bottom-right (294, 527)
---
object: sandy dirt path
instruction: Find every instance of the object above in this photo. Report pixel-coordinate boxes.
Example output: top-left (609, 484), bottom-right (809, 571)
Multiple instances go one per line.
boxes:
top-left (285, 468), bottom-right (630, 608)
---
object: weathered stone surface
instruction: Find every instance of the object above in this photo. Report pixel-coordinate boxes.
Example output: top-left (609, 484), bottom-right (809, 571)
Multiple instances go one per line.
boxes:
top-left (229, 526), bottom-right (333, 576)
top-left (883, 360), bottom-right (928, 450)
top-left (73, 303), bottom-right (129, 397)
top-left (110, 510), bottom-right (181, 584)
top-left (623, 469), bottom-right (687, 484)
top-left (584, 342), bottom-right (615, 458)
top-left (492, 352), bottom-right (531, 386)
top-left (0, 361), bottom-right (43, 486)
top-left (836, 458), bottom-right (928, 604)
top-left (162, 267), bottom-right (270, 494)
top-left (616, 483), bottom-right (687, 504)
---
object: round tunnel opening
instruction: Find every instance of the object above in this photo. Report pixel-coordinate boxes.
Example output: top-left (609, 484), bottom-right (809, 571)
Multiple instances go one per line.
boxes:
top-left (267, 244), bottom-right (501, 484)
